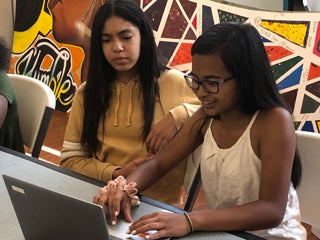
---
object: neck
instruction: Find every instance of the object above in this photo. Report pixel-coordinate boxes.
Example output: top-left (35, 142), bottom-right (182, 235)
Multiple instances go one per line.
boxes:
top-left (116, 69), bottom-right (139, 84)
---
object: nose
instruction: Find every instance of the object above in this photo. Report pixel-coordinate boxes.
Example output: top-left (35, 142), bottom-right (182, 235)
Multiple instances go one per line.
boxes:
top-left (112, 39), bottom-right (124, 52)
top-left (195, 84), bottom-right (209, 98)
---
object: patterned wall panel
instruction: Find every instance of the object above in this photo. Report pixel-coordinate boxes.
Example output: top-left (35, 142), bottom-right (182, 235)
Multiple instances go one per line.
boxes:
top-left (135, 0), bottom-right (320, 133)
top-left (9, 0), bottom-right (320, 132)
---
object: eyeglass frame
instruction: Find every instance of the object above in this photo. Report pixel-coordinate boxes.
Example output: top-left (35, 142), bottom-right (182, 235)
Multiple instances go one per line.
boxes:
top-left (184, 73), bottom-right (235, 94)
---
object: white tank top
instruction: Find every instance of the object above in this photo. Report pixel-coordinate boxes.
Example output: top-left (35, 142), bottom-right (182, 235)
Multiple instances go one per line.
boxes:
top-left (200, 111), bottom-right (306, 239)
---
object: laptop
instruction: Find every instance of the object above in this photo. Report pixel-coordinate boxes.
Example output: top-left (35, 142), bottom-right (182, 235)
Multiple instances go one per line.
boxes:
top-left (3, 174), bottom-right (156, 240)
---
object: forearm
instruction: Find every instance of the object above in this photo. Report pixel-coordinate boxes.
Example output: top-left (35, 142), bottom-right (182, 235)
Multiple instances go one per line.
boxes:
top-left (128, 107), bottom-right (207, 193)
top-left (190, 200), bottom-right (285, 232)
top-left (60, 154), bottom-right (120, 182)
top-left (126, 158), bottom-right (161, 192)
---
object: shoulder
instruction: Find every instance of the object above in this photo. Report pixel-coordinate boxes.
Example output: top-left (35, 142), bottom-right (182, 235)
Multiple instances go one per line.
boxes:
top-left (77, 82), bottom-right (86, 92)
top-left (257, 107), bottom-right (292, 125)
top-left (163, 68), bottom-right (184, 77)
top-left (74, 82), bottom-right (86, 97)
top-left (158, 68), bottom-right (185, 88)
top-left (71, 82), bottom-right (86, 106)
top-left (249, 107), bottom-right (296, 161)
top-left (253, 107), bottom-right (295, 140)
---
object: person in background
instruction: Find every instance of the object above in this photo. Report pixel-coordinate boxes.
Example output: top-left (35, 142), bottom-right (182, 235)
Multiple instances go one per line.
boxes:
top-left (94, 22), bottom-right (307, 239)
top-left (60, 0), bottom-right (199, 205)
top-left (0, 38), bottom-right (24, 153)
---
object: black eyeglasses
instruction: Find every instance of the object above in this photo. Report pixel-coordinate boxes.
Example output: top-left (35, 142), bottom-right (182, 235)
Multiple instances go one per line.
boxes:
top-left (184, 74), bottom-right (235, 94)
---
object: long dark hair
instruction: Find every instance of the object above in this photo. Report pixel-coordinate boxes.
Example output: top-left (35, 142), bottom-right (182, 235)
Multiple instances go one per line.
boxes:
top-left (81, 0), bottom-right (166, 154)
top-left (192, 23), bottom-right (301, 188)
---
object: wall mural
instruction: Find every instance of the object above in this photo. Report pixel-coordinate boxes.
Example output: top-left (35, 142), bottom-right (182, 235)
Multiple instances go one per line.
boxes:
top-left (10, 0), bottom-right (320, 132)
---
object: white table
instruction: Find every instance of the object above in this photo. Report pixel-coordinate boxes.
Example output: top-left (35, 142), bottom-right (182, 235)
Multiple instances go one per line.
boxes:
top-left (0, 146), bottom-right (262, 240)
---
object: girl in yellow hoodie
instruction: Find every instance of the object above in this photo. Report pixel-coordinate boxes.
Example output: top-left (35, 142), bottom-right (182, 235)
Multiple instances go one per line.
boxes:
top-left (60, 0), bottom-right (199, 204)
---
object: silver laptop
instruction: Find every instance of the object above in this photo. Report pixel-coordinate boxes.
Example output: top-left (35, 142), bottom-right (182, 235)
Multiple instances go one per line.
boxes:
top-left (3, 174), bottom-right (127, 240)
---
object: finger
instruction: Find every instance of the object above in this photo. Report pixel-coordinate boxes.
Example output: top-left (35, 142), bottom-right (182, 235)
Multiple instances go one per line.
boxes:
top-left (98, 194), bottom-right (110, 215)
top-left (145, 133), bottom-right (152, 152)
top-left (153, 142), bottom-right (161, 154)
top-left (108, 191), bottom-right (122, 225)
top-left (135, 155), bottom-right (154, 165)
top-left (148, 230), bottom-right (164, 240)
top-left (157, 139), bottom-right (169, 153)
top-left (122, 201), bottom-right (133, 223)
top-left (130, 213), bottom-right (157, 230)
top-left (146, 135), bottom-right (157, 153)
top-left (108, 206), bottom-right (118, 226)
top-left (97, 193), bottom-right (108, 206)
top-left (146, 132), bottom-right (159, 153)
top-left (157, 139), bottom-right (169, 152)
top-left (92, 195), bottom-right (99, 204)
top-left (131, 220), bottom-right (161, 236)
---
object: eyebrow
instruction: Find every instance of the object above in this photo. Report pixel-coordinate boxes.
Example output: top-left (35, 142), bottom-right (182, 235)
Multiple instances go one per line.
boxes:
top-left (190, 72), bottom-right (221, 79)
top-left (101, 29), bottom-right (134, 37)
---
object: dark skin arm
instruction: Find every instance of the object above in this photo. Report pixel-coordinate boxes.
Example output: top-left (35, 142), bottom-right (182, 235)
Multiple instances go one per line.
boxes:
top-left (111, 155), bottom-right (154, 179)
top-left (145, 113), bottom-right (177, 154)
top-left (94, 108), bottom-right (295, 239)
top-left (93, 107), bottom-right (207, 223)
top-left (126, 108), bottom-right (296, 239)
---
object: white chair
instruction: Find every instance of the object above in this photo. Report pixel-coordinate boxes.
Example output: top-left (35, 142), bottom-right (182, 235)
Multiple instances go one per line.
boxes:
top-left (183, 145), bottom-right (202, 211)
top-left (8, 74), bottom-right (56, 158)
top-left (296, 130), bottom-right (320, 238)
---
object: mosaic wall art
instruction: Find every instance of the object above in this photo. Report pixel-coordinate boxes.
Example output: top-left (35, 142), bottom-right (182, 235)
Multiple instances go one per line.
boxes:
top-left (10, 0), bottom-right (320, 132)
top-left (135, 0), bottom-right (320, 133)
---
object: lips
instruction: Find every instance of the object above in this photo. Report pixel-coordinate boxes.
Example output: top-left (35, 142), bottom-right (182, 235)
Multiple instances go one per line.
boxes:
top-left (202, 98), bottom-right (219, 108)
top-left (202, 101), bottom-right (213, 108)
top-left (113, 57), bottom-right (128, 65)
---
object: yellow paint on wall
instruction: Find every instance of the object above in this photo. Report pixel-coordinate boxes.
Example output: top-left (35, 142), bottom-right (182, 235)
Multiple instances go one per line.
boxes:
top-left (260, 21), bottom-right (308, 47)
top-left (12, 1), bottom-right (52, 54)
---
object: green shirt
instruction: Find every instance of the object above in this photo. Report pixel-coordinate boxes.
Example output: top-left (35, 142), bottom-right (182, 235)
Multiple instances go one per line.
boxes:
top-left (0, 71), bottom-right (24, 153)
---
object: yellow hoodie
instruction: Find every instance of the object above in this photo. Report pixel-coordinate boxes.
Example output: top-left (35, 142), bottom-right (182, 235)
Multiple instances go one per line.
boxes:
top-left (60, 69), bottom-right (200, 204)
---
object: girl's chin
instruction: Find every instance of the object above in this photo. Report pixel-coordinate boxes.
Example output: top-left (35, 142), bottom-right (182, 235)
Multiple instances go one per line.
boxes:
top-left (202, 106), bottom-right (217, 116)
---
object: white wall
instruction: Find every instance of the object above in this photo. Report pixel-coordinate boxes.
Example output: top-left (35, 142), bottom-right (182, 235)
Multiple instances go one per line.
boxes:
top-left (0, 0), bottom-right (15, 49)
top-left (223, 0), bottom-right (284, 11)
top-left (304, 0), bottom-right (320, 11)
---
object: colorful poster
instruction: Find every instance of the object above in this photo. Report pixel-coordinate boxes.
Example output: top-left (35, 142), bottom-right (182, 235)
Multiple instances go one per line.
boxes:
top-left (9, 0), bottom-right (95, 111)
top-left (10, 0), bottom-right (320, 132)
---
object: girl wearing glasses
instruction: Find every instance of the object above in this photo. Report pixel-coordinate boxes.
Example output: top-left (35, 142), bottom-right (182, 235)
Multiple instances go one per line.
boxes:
top-left (60, 0), bottom-right (199, 205)
top-left (94, 22), bottom-right (306, 239)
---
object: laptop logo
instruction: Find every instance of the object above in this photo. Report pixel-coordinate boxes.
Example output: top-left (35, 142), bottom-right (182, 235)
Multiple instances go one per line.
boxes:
top-left (11, 185), bottom-right (25, 194)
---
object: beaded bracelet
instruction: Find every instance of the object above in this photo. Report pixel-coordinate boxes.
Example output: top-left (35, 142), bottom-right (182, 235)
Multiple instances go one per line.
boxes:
top-left (183, 212), bottom-right (194, 233)
top-left (99, 176), bottom-right (140, 206)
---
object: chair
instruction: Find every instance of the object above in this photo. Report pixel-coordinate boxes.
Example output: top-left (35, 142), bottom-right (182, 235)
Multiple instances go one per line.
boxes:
top-left (296, 130), bottom-right (320, 238)
top-left (8, 74), bottom-right (56, 158)
top-left (183, 145), bottom-right (202, 212)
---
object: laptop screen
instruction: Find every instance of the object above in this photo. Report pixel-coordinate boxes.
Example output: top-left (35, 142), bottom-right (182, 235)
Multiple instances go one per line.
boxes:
top-left (3, 174), bottom-right (123, 240)
top-left (3, 174), bottom-right (173, 240)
